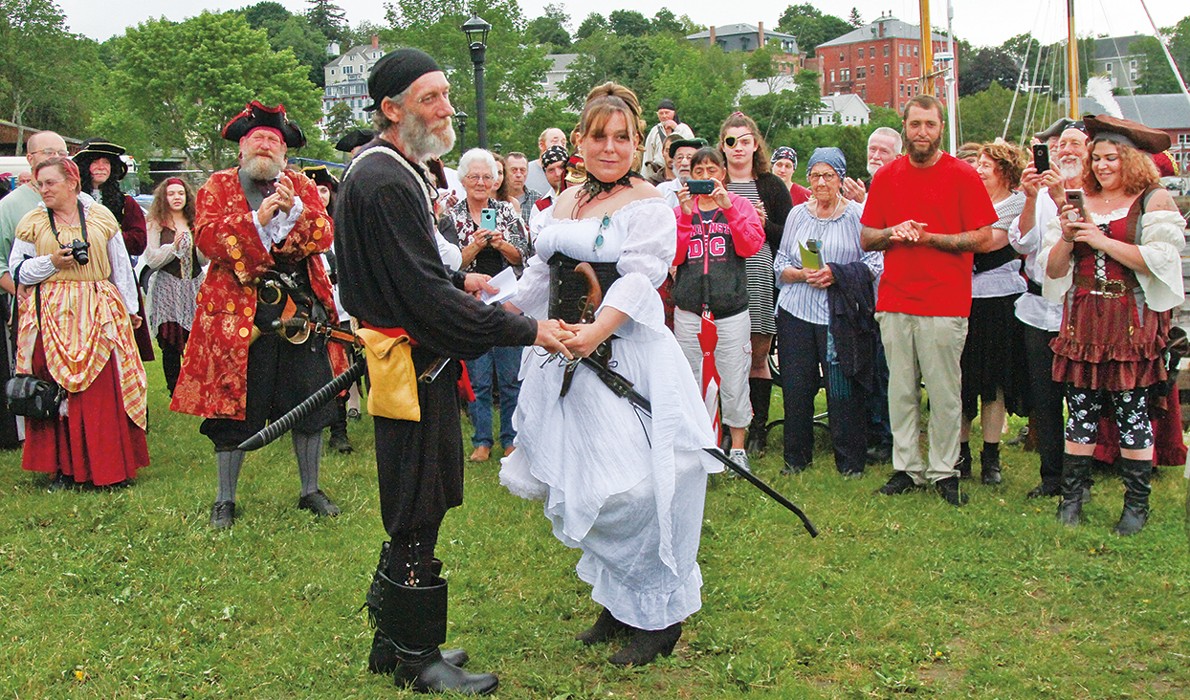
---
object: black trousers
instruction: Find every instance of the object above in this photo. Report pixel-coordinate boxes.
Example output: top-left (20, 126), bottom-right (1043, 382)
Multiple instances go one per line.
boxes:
top-left (374, 350), bottom-right (464, 538)
top-left (1021, 323), bottom-right (1064, 485)
top-left (777, 310), bottom-right (868, 474)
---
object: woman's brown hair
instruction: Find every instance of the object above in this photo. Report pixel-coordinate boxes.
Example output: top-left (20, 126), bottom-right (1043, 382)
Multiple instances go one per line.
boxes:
top-left (577, 82), bottom-right (646, 146)
top-left (717, 112), bottom-right (771, 177)
top-left (1082, 139), bottom-right (1160, 196)
top-left (978, 142), bottom-right (1027, 191)
top-left (147, 177), bottom-right (196, 230)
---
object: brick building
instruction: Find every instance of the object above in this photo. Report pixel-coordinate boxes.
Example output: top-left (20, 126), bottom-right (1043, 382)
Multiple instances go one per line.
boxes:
top-left (816, 13), bottom-right (957, 113)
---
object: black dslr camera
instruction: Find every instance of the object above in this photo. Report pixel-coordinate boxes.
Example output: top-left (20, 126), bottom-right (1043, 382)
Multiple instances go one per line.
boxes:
top-left (63, 239), bottom-right (90, 266)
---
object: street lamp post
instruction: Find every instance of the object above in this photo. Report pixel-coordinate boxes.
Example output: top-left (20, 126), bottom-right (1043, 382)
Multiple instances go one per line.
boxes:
top-left (455, 111), bottom-right (468, 152)
top-left (461, 14), bottom-right (491, 149)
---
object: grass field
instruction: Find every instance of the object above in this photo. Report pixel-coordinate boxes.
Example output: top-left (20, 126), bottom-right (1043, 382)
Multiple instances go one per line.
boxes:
top-left (1, 360), bottom-right (1188, 699)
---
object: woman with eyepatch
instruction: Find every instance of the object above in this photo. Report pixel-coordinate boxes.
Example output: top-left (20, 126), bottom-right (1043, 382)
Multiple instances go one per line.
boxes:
top-left (672, 147), bottom-right (765, 471)
top-left (775, 148), bottom-right (881, 477)
top-left (10, 157), bottom-right (148, 490)
top-left (718, 112), bottom-right (793, 458)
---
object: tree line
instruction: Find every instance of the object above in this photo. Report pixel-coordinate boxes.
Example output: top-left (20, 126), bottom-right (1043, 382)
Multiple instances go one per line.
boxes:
top-left (3, 0), bottom-right (1186, 180)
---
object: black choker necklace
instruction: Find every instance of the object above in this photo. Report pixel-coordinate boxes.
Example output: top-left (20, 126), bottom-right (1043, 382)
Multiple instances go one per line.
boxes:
top-left (581, 172), bottom-right (637, 200)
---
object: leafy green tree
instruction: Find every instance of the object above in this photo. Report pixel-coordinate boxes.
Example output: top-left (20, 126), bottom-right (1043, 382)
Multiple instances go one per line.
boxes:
top-left (561, 34), bottom-right (660, 109)
top-left (306, 0), bottom-right (348, 45)
top-left (958, 81), bottom-right (1056, 144)
top-left (322, 101), bottom-right (356, 142)
top-left (647, 36), bottom-right (743, 139)
top-left (379, 0), bottom-right (550, 160)
top-left (239, 3), bottom-right (332, 87)
top-left (650, 9), bottom-right (685, 36)
top-left (0, 0), bottom-right (106, 148)
top-left (958, 46), bottom-right (1020, 96)
top-left (574, 13), bottom-right (607, 41)
top-left (90, 11), bottom-right (323, 173)
top-left (1134, 35), bottom-right (1183, 94)
top-left (608, 10), bottom-right (651, 37)
top-left (848, 8), bottom-right (863, 28)
top-left (526, 4), bottom-right (570, 51)
top-left (345, 20), bottom-right (386, 47)
top-left (776, 4), bottom-right (852, 57)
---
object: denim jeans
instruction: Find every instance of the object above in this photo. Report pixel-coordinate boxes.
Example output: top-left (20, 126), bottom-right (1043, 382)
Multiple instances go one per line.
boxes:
top-left (468, 346), bottom-right (523, 449)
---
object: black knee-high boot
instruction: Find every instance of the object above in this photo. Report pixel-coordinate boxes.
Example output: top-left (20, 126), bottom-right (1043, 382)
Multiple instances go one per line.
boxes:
top-left (1057, 453), bottom-right (1093, 526)
top-left (365, 542), bottom-right (493, 694)
top-left (368, 549), bottom-right (468, 672)
top-left (1113, 457), bottom-right (1152, 536)
top-left (747, 378), bottom-right (773, 455)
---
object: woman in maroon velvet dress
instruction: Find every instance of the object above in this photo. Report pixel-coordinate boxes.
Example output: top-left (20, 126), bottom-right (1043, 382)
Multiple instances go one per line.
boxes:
top-left (1040, 115), bottom-right (1184, 536)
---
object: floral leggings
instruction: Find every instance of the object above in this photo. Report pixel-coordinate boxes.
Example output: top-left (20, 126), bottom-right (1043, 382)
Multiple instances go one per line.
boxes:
top-left (1064, 384), bottom-right (1153, 450)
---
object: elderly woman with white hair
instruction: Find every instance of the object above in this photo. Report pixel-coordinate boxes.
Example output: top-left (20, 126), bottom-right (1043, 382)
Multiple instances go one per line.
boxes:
top-left (449, 148), bottom-right (532, 462)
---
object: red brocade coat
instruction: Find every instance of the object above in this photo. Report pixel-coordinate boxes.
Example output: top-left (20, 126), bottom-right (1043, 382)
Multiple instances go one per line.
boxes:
top-left (170, 168), bottom-right (347, 420)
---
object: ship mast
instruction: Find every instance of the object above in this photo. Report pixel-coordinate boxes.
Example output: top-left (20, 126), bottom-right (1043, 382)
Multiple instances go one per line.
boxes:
top-left (1066, 0), bottom-right (1080, 118)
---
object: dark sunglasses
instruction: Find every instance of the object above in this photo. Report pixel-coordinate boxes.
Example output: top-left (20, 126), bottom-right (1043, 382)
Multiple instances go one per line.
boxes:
top-left (723, 135), bottom-right (754, 149)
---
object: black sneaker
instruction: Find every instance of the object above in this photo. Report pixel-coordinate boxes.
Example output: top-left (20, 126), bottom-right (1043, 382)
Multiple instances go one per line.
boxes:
top-left (876, 471), bottom-right (919, 495)
top-left (935, 476), bottom-right (968, 506)
top-left (329, 431), bottom-right (353, 454)
top-left (209, 500), bottom-right (236, 529)
top-left (297, 490), bottom-right (340, 517)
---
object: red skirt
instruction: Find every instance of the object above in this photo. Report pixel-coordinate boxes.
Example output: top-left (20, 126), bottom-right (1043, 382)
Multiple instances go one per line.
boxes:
top-left (21, 336), bottom-right (150, 486)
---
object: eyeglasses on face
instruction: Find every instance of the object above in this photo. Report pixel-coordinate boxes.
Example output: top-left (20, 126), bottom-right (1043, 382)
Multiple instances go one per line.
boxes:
top-left (808, 171), bottom-right (839, 182)
top-left (33, 148), bottom-right (70, 158)
top-left (464, 174), bottom-right (495, 183)
top-left (36, 177), bottom-right (67, 189)
top-left (723, 135), bottom-right (754, 149)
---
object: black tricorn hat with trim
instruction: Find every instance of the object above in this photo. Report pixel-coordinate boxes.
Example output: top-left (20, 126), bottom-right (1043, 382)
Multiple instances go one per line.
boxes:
top-left (302, 165), bottom-right (339, 191)
top-left (334, 129), bottom-right (374, 153)
top-left (73, 138), bottom-right (129, 181)
top-left (222, 101), bottom-right (306, 148)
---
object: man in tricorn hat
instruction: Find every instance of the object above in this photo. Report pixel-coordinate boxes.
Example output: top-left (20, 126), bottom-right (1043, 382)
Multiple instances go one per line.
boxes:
top-left (335, 48), bottom-right (571, 695)
top-left (171, 101), bottom-right (348, 529)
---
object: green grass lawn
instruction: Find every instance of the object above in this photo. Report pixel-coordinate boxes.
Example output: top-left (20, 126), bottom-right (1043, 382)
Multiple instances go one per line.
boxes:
top-left (1, 361), bottom-right (1187, 699)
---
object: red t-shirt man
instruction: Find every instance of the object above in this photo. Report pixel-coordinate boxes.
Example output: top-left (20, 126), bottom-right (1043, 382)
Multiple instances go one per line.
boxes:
top-left (861, 153), bottom-right (997, 316)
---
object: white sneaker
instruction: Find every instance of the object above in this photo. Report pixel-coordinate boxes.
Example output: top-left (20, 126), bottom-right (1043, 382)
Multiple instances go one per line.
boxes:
top-left (728, 449), bottom-right (751, 475)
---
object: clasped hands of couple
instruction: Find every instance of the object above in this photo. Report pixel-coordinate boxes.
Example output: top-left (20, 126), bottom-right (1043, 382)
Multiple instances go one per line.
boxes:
top-left (461, 273), bottom-right (616, 360)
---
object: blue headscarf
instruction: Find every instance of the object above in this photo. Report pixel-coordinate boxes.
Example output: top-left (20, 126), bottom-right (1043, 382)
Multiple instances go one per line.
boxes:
top-left (806, 147), bottom-right (847, 178)
top-left (771, 146), bottom-right (798, 168)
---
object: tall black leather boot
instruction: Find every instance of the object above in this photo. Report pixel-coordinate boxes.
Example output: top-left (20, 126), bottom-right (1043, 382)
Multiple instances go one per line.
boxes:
top-left (368, 546), bottom-right (468, 673)
top-left (609, 622), bottom-right (682, 666)
top-left (1113, 457), bottom-right (1152, 536)
top-left (746, 378), bottom-right (772, 455)
top-left (1057, 453), bottom-right (1092, 526)
top-left (365, 543), bottom-right (493, 694)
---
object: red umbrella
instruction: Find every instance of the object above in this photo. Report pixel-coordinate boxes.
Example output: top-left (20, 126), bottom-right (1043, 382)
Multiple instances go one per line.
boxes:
top-left (698, 305), bottom-right (721, 443)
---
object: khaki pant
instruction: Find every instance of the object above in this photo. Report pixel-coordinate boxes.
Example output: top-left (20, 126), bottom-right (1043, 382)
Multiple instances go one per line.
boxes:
top-left (877, 312), bottom-right (968, 484)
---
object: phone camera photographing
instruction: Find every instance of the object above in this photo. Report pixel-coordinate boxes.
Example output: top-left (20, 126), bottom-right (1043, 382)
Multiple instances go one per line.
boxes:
top-left (687, 179), bottom-right (714, 195)
top-left (1032, 144), bottom-right (1050, 173)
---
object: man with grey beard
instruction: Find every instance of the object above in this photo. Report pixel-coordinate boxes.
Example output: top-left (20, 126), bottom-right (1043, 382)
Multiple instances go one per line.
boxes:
top-left (171, 101), bottom-right (345, 529)
top-left (335, 48), bottom-right (571, 695)
top-left (1009, 119), bottom-right (1090, 498)
top-left (841, 126), bottom-right (903, 204)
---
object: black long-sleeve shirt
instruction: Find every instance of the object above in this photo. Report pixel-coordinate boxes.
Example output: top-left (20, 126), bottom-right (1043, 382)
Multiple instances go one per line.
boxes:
top-left (334, 138), bottom-right (536, 360)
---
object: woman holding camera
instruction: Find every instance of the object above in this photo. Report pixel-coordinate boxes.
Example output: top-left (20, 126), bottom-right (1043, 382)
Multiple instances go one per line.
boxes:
top-left (450, 148), bottom-right (531, 461)
top-left (1041, 115), bottom-right (1185, 535)
top-left (9, 157), bottom-right (148, 489)
top-left (774, 148), bottom-right (881, 477)
top-left (672, 147), bottom-right (765, 471)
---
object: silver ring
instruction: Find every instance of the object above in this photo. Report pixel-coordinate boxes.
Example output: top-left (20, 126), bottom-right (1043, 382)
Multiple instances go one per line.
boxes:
top-left (1066, 212), bottom-right (1079, 221)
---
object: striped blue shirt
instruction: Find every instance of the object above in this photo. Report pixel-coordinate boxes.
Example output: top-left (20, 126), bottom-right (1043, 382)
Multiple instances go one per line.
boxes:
top-left (774, 199), bottom-right (883, 325)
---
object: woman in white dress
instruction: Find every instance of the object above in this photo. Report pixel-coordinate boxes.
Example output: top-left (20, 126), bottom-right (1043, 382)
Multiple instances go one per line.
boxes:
top-left (500, 82), bottom-right (717, 666)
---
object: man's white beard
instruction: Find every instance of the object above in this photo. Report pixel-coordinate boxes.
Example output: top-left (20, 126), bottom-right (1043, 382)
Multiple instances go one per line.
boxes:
top-left (242, 153), bottom-right (284, 181)
top-left (1057, 159), bottom-right (1083, 183)
top-left (867, 161), bottom-right (881, 177)
top-left (401, 113), bottom-right (455, 161)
